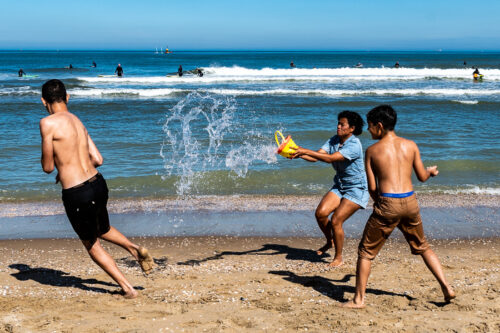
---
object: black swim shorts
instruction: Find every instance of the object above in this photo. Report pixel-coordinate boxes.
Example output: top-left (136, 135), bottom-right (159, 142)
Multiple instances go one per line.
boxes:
top-left (62, 173), bottom-right (110, 241)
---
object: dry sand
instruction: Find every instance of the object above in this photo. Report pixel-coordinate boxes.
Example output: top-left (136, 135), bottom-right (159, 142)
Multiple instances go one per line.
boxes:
top-left (0, 236), bottom-right (499, 332)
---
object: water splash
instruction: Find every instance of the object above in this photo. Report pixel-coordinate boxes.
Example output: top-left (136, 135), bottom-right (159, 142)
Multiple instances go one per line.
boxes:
top-left (160, 92), bottom-right (236, 195)
top-left (160, 92), bottom-right (279, 195)
top-left (225, 141), bottom-right (278, 177)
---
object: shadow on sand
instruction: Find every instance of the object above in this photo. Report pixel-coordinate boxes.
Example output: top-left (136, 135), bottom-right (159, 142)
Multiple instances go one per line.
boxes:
top-left (9, 263), bottom-right (143, 295)
top-left (177, 243), bottom-right (330, 266)
top-left (269, 271), bottom-right (415, 303)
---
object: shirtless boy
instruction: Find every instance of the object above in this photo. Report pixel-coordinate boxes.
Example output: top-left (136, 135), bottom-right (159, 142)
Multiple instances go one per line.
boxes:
top-left (343, 104), bottom-right (455, 308)
top-left (39, 79), bottom-right (155, 298)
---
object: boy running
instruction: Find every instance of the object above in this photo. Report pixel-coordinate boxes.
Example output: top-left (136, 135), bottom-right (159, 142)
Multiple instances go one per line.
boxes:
top-left (39, 79), bottom-right (155, 298)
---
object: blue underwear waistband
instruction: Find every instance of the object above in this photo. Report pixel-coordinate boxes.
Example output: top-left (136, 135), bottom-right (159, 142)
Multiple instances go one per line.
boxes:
top-left (379, 191), bottom-right (414, 198)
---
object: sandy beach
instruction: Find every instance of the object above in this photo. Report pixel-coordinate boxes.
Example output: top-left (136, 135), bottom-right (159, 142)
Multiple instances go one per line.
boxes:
top-left (1, 236), bottom-right (498, 332)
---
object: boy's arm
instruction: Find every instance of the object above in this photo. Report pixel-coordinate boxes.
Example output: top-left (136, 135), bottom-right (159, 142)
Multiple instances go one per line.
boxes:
top-left (87, 132), bottom-right (103, 167)
top-left (412, 142), bottom-right (438, 182)
top-left (40, 118), bottom-right (55, 174)
top-left (292, 147), bottom-right (345, 163)
top-left (365, 148), bottom-right (379, 202)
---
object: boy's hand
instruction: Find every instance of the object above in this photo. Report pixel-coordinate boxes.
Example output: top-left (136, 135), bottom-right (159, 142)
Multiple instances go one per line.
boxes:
top-left (427, 165), bottom-right (439, 177)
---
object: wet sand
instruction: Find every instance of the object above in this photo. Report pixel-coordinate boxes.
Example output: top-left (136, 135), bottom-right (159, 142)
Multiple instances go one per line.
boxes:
top-left (1, 193), bottom-right (499, 217)
top-left (1, 236), bottom-right (499, 332)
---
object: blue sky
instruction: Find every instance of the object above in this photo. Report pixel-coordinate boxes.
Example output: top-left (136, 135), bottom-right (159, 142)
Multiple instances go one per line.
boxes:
top-left (1, 0), bottom-right (499, 50)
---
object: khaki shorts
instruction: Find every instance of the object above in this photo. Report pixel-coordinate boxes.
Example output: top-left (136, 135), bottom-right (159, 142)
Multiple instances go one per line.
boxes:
top-left (358, 194), bottom-right (430, 260)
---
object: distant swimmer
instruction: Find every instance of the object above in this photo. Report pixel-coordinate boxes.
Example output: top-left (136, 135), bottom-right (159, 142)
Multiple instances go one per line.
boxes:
top-left (356, 63), bottom-right (363, 68)
top-left (69, 64), bottom-right (73, 69)
top-left (394, 61), bottom-right (400, 68)
top-left (197, 68), bottom-right (204, 77)
top-left (178, 65), bottom-right (183, 77)
top-left (91, 61), bottom-right (97, 68)
top-left (18, 68), bottom-right (26, 77)
top-left (463, 60), bottom-right (467, 66)
top-left (290, 61), bottom-right (296, 68)
top-left (115, 63), bottom-right (123, 77)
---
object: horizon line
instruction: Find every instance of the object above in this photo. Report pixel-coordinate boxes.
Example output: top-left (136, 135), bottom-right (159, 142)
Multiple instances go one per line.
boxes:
top-left (1, 49), bottom-right (500, 53)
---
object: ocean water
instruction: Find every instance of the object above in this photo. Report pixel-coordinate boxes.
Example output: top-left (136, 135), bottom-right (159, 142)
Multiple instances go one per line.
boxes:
top-left (0, 51), bottom-right (499, 202)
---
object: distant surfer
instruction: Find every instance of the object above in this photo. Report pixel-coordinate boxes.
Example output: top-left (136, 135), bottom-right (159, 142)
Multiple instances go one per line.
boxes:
top-left (394, 62), bottom-right (400, 68)
top-left (178, 65), bottom-right (183, 77)
top-left (115, 63), bottom-right (123, 77)
top-left (91, 61), bottom-right (97, 68)
top-left (356, 63), bottom-right (363, 68)
top-left (69, 64), bottom-right (73, 69)
top-left (290, 61), bottom-right (296, 68)
top-left (18, 68), bottom-right (26, 77)
top-left (197, 68), bottom-right (204, 77)
top-left (473, 68), bottom-right (481, 80)
top-left (463, 60), bottom-right (467, 66)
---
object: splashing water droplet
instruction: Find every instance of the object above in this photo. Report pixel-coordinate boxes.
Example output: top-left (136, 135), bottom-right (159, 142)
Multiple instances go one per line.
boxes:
top-left (160, 92), bottom-right (279, 195)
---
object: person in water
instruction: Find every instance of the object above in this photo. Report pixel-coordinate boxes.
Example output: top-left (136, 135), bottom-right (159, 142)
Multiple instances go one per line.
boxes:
top-left (178, 65), bottom-right (183, 77)
top-left (197, 68), bottom-right (204, 77)
top-left (39, 79), bottom-right (155, 298)
top-left (290, 61), bottom-right (296, 68)
top-left (115, 63), bottom-right (123, 77)
top-left (473, 68), bottom-right (481, 80)
top-left (342, 105), bottom-right (455, 309)
top-left (68, 64), bottom-right (73, 69)
top-left (394, 61), bottom-right (400, 68)
top-left (292, 111), bottom-right (369, 267)
top-left (18, 68), bottom-right (26, 77)
top-left (92, 61), bottom-right (97, 68)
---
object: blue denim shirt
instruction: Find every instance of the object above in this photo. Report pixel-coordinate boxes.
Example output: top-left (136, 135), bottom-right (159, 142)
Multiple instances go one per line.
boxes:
top-left (321, 135), bottom-right (367, 189)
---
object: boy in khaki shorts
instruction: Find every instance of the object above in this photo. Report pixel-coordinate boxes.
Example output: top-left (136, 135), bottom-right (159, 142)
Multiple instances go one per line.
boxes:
top-left (342, 105), bottom-right (455, 309)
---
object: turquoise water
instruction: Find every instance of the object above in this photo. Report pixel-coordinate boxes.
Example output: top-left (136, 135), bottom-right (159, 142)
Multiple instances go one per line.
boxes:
top-left (0, 51), bottom-right (499, 201)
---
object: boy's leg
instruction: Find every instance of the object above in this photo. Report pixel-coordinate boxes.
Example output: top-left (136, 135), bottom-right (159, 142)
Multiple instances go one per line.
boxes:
top-left (397, 197), bottom-right (455, 302)
top-left (329, 199), bottom-right (361, 267)
top-left (82, 239), bottom-right (138, 299)
top-left (342, 207), bottom-right (397, 308)
top-left (420, 249), bottom-right (456, 302)
top-left (341, 256), bottom-right (372, 308)
top-left (99, 226), bottom-right (155, 274)
top-left (315, 192), bottom-right (341, 255)
top-left (100, 226), bottom-right (140, 258)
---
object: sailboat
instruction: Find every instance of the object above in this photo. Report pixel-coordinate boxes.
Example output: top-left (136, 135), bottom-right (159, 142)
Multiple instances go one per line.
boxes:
top-left (155, 48), bottom-right (159, 54)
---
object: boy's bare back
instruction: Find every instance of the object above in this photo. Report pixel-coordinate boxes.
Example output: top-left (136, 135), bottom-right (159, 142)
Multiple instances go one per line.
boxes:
top-left (365, 133), bottom-right (435, 195)
top-left (40, 111), bottom-right (101, 189)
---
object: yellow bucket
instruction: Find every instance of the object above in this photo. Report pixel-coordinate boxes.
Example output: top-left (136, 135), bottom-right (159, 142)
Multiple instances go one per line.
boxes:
top-left (275, 130), bottom-right (298, 158)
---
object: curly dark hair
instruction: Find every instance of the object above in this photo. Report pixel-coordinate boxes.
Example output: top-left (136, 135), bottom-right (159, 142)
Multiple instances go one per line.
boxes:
top-left (338, 110), bottom-right (364, 136)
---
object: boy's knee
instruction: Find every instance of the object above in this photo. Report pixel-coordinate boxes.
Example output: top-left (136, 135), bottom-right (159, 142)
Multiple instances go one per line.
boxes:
top-left (82, 238), bottom-right (98, 252)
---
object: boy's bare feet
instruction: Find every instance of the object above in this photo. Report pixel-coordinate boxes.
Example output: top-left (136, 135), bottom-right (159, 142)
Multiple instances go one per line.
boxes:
top-left (443, 286), bottom-right (456, 302)
top-left (120, 288), bottom-right (138, 299)
top-left (328, 258), bottom-right (343, 267)
top-left (137, 246), bottom-right (155, 275)
top-left (339, 300), bottom-right (365, 309)
top-left (316, 243), bottom-right (332, 255)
